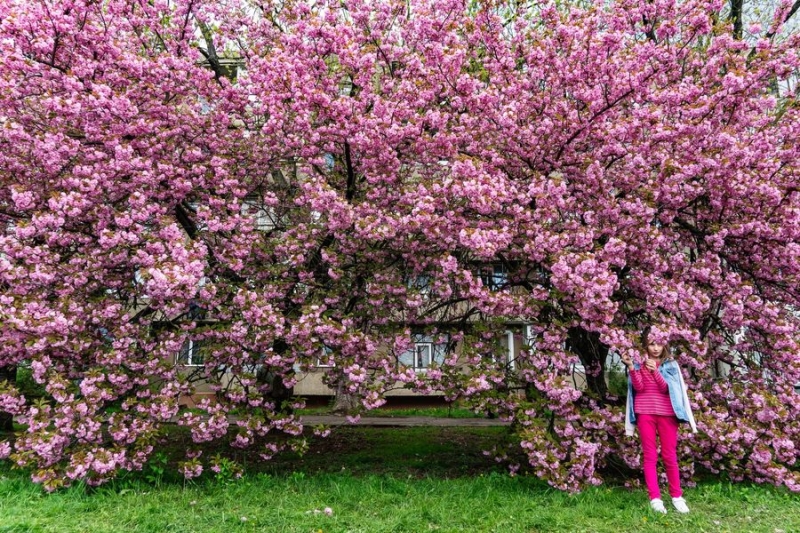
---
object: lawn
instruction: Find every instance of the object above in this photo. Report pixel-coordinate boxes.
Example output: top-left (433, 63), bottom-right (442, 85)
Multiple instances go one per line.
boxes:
top-left (296, 404), bottom-right (484, 419)
top-left (0, 426), bottom-right (797, 533)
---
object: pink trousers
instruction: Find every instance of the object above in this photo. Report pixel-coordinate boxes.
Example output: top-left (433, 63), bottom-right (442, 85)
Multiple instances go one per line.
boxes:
top-left (637, 413), bottom-right (682, 500)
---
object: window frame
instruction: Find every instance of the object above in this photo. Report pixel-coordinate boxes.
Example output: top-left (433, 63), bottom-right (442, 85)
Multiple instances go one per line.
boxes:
top-left (478, 263), bottom-right (509, 291)
top-left (315, 345), bottom-right (336, 368)
top-left (241, 195), bottom-right (277, 231)
top-left (177, 339), bottom-right (205, 367)
top-left (398, 335), bottom-right (448, 372)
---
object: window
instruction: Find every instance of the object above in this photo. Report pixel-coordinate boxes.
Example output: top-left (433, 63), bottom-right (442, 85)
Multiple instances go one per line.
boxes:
top-left (399, 335), bottom-right (448, 371)
top-left (0, 221), bottom-right (15, 261)
top-left (496, 329), bottom-right (521, 371)
top-left (406, 274), bottom-right (431, 296)
top-left (339, 78), bottom-right (354, 96)
top-left (177, 340), bottom-right (205, 366)
top-left (478, 263), bottom-right (508, 291)
top-left (242, 196), bottom-right (276, 231)
top-left (316, 345), bottom-right (335, 368)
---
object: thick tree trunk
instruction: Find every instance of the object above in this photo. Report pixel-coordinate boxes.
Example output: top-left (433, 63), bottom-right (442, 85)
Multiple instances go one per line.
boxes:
top-left (729, 0), bottom-right (744, 40)
top-left (567, 328), bottom-right (609, 399)
top-left (331, 377), bottom-right (359, 415)
top-left (0, 365), bottom-right (17, 431)
top-left (256, 366), bottom-right (294, 413)
top-left (256, 340), bottom-right (294, 413)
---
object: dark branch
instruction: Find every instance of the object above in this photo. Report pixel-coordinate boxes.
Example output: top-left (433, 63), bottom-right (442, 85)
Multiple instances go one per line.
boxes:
top-left (766, 0), bottom-right (800, 40)
top-left (730, 0), bottom-right (744, 40)
top-left (197, 19), bottom-right (224, 84)
top-left (344, 141), bottom-right (357, 202)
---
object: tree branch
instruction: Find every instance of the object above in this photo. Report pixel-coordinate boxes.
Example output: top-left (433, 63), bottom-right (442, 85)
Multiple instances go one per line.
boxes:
top-left (766, 0), bottom-right (800, 40)
top-left (197, 19), bottom-right (224, 84)
top-left (729, 0), bottom-right (744, 40)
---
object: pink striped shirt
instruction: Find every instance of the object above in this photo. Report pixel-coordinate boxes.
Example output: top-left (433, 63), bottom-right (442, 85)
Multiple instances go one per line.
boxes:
top-left (631, 364), bottom-right (675, 417)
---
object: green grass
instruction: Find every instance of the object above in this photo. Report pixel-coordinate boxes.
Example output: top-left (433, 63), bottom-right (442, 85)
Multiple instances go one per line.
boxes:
top-left (0, 426), bottom-right (798, 532)
top-left (264, 427), bottom-right (516, 477)
top-left (297, 404), bottom-right (484, 418)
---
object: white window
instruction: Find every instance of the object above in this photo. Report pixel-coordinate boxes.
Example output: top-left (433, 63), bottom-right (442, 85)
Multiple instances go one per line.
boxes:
top-left (339, 78), bottom-right (353, 96)
top-left (316, 345), bottom-right (335, 368)
top-left (497, 329), bottom-right (518, 371)
top-left (524, 324), bottom-right (535, 349)
top-left (478, 264), bottom-right (508, 291)
top-left (399, 336), bottom-right (448, 371)
top-left (406, 274), bottom-right (431, 296)
top-left (242, 196), bottom-right (276, 231)
top-left (0, 220), bottom-right (15, 261)
top-left (414, 343), bottom-right (433, 369)
top-left (177, 340), bottom-right (205, 366)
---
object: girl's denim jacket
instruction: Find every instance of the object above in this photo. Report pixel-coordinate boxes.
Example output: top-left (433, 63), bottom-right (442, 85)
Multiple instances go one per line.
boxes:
top-left (624, 359), bottom-right (698, 436)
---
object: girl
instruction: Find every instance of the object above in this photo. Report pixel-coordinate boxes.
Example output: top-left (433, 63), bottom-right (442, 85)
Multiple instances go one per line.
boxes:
top-left (620, 329), bottom-right (697, 514)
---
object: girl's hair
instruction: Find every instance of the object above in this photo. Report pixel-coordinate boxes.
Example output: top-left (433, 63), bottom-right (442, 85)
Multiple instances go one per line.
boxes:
top-left (640, 327), bottom-right (670, 359)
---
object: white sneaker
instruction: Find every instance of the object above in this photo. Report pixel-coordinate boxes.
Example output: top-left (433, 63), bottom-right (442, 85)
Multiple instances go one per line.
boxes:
top-left (650, 498), bottom-right (667, 514)
top-left (672, 497), bottom-right (690, 514)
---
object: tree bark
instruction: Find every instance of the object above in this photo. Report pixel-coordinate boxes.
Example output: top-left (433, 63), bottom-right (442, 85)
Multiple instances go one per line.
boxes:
top-left (331, 376), bottom-right (359, 415)
top-left (0, 365), bottom-right (17, 431)
top-left (256, 340), bottom-right (294, 413)
top-left (567, 327), bottom-right (609, 399)
top-left (730, 0), bottom-right (744, 40)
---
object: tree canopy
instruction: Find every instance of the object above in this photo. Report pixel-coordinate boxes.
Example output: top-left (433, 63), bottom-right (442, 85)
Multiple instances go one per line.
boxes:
top-left (0, 0), bottom-right (799, 492)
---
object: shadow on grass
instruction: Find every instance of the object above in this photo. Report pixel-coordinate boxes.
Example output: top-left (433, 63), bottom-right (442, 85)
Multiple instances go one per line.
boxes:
top-left (0, 425), bottom-right (528, 492)
top-left (0, 424), bottom-right (722, 497)
top-left (262, 426), bottom-right (521, 478)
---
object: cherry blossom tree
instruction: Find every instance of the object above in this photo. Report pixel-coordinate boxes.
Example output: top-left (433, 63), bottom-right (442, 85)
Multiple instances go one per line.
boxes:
top-left (1, 0), bottom-right (799, 492)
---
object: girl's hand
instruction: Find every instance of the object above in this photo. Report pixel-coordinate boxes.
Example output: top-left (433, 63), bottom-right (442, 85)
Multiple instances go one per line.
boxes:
top-left (620, 354), bottom-right (634, 370)
top-left (645, 358), bottom-right (658, 372)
